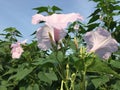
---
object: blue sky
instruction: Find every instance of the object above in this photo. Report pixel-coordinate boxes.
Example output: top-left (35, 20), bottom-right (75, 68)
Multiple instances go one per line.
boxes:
top-left (0, 0), bottom-right (96, 41)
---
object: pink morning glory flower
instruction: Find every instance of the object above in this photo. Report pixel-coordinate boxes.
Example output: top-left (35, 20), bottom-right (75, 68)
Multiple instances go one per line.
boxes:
top-left (32, 13), bottom-right (83, 50)
top-left (11, 40), bottom-right (27, 59)
top-left (84, 27), bottom-right (118, 59)
top-left (32, 13), bottom-right (83, 30)
top-left (36, 25), bottom-right (66, 50)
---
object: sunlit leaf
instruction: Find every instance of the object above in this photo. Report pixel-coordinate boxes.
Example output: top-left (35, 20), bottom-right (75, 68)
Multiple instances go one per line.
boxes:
top-left (91, 75), bottom-right (109, 88)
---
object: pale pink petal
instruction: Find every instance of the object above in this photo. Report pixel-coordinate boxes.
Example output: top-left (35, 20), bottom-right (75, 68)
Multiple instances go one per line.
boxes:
top-left (36, 25), bottom-right (54, 50)
top-left (54, 28), bottom-right (66, 42)
top-left (32, 14), bottom-right (46, 24)
top-left (32, 13), bottom-right (83, 29)
top-left (11, 42), bottom-right (24, 59)
top-left (54, 29), bottom-right (60, 41)
top-left (10, 40), bottom-right (26, 59)
top-left (11, 47), bottom-right (23, 59)
top-left (45, 13), bottom-right (83, 29)
top-left (95, 48), bottom-right (111, 59)
top-left (36, 25), bottom-right (66, 50)
top-left (84, 27), bottom-right (118, 59)
top-left (37, 39), bottom-right (52, 51)
top-left (11, 42), bottom-right (21, 48)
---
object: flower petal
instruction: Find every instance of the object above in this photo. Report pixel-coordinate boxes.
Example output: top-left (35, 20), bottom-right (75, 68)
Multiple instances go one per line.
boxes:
top-left (54, 28), bottom-right (66, 42)
top-left (11, 42), bottom-right (24, 59)
top-left (32, 13), bottom-right (83, 29)
top-left (32, 14), bottom-right (45, 24)
top-left (36, 25), bottom-right (54, 50)
top-left (84, 27), bottom-right (118, 59)
top-left (45, 13), bottom-right (83, 29)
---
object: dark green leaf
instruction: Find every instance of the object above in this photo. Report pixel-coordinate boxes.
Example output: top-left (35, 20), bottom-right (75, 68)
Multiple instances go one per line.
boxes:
top-left (4, 27), bottom-right (16, 32)
top-left (87, 23), bottom-right (100, 31)
top-left (88, 9), bottom-right (100, 17)
top-left (30, 31), bottom-right (37, 36)
top-left (114, 5), bottom-right (120, 10)
top-left (88, 15), bottom-right (99, 24)
top-left (112, 26), bottom-right (120, 42)
top-left (33, 6), bottom-right (48, 13)
top-left (110, 21), bottom-right (116, 30)
top-left (89, 0), bottom-right (99, 2)
top-left (52, 5), bottom-right (62, 12)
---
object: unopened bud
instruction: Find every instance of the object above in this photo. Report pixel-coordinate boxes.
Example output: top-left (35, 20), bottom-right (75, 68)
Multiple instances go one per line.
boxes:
top-left (48, 32), bottom-right (54, 42)
top-left (74, 37), bottom-right (78, 49)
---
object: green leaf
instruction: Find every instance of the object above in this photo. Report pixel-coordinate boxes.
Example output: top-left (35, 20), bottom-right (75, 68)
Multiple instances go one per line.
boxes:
top-left (110, 21), bottom-right (116, 30)
top-left (0, 65), bottom-right (3, 70)
top-left (112, 26), bottom-right (120, 43)
top-left (91, 75), bottom-right (109, 88)
top-left (110, 60), bottom-right (120, 69)
top-left (88, 9), bottom-right (100, 17)
top-left (87, 58), bottom-right (119, 78)
top-left (87, 23), bottom-right (100, 31)
top-left (3, 68), bottom-right (17, 76)
top-left (33, 6), bottom-right (48, 13)
top-left (0, 81), bottom-right (8, 90)
top-left (52, 5), bottom-right (62, 12)
top-left (32, 58), bottom-right (56, 66)
top-left (26, 85), bottom-right (33, 90)
top-left (88, 15), bottom-right (99, 24)
top-left (111, 80), bottom-right (120, 90)
top-left (8, 66), bottom-right (35, 82)
top-left (30, 31), bottom-right (37, 36)
top-left (33, 84), bottom-right (39, 90)
top-left (89, 0), bottom-right (99, 2)
top-left (4, 27), bottom-right (16, 32)
top-left (19, 87), bottom-right (25, 90)
top-left (57, 51), bottom-right (64, 62)
top-left (4, 27), bottom-right (22, 35)
top-left (0, 86), bottom-right (7, 90)
top-left (38, 71), bottom-right (57, 84)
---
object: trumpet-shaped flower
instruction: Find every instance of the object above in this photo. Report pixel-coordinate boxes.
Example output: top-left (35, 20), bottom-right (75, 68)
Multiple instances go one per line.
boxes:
top-left (33, 13), bottom-right (83, 50)
top-left (84, 28), bottom-right (118, 59)
top-left (32, 13), bottom-right (83, 30)
top-left (11, 40), bottom-right (27, 59)
top-left (36, 25), bottom-right (66, 50)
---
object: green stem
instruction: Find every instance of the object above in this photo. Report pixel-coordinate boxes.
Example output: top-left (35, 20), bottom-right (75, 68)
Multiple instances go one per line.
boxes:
top-left (80, 61), bottom-right (87, 90)
top-left (60, 80), bottom-right (64, 90)
top-left (64, 81), bottom-right (69, 90)
top-left (70, 73), bottom-right (76, 90)
top-left (80, 71), bottom-right (86, 90)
